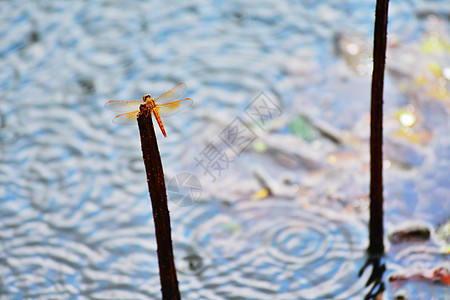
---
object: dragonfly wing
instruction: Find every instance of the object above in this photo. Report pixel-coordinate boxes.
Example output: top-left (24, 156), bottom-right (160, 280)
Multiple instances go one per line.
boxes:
top-left (156, 98), bottom-right (193, 118)
top-left (154, 83), bottom-right (187, 105)
top-left (105, 100), bottom-right (144, 112)
top-left (112, 111), bottom-right (140, 125)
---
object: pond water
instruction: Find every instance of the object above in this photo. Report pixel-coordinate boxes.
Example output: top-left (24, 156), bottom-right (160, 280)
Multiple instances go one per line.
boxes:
top-left (0, 1), bottom-right (449, 299)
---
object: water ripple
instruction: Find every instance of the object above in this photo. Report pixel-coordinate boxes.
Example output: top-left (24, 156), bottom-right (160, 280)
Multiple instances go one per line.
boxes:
top-left (1, 1), bottom-right (448, 299)
top-left (174, 200), bottom-right (370, 299)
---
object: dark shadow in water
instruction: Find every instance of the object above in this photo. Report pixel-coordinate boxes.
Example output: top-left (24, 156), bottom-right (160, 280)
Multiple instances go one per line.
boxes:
top-left (359, 255), bottom-right (386, 299)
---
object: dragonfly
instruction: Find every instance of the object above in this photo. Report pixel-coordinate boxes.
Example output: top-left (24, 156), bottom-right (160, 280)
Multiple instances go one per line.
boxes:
top-left (105, 83), bottom-right (192, 137)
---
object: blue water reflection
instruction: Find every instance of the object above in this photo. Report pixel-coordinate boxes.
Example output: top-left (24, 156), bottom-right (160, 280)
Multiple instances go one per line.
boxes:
top-left (1, 1), bottom-right (449, 299)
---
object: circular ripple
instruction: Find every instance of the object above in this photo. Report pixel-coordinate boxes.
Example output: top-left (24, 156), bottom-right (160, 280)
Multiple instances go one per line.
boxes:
top-left (176, 199), bottom-right (371, 299)
top-left (266, 219), bottom-right (330, 266)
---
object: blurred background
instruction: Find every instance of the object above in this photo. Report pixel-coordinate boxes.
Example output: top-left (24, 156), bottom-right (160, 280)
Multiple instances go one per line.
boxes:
top-left (0, 1), bottom-right (449, 299)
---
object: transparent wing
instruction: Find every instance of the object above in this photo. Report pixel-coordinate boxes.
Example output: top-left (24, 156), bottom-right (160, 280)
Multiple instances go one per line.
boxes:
top-left (112, 110), bottom-right (140, 125)
top-left (154, 83), bottom-right (187, 105)
top-left (105, 100), bottom-right (144, 112)
top-left (156, 98), bottom-right (193, 118)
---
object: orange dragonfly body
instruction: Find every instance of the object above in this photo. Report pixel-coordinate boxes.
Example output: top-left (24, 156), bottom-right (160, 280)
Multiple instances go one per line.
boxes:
top-left (105, 83), bottom-right (192, 137)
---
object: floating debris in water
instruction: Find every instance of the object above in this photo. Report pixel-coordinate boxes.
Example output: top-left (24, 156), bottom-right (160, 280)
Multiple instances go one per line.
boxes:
top-left (389, 266), bottom-right (450, 285)
top-left (252, 188), bottom-right (269, 200)
top-left (260, 134), bottom-right (325, 170)
top-left (389, 226), bottom-right (431, 244)
top-left (179, 254), bottom-right (204, 274)
top-left (383, 138), bottom-right (425, 169)
top-left (289, 115), bottom-right (315, 141)
top-left (436, 221), bottom-right (450, 254)
top-left (308, 117), bottom-right (344, 144)
top-left (334, 30), bottom-right (373, 76)
top-left (77, 77), bottom-right (95, 94)
top-left (437, 221), bottom-right (450, 243)
top-left (252, 166), bottom-right (298, 199)
top-left (252, 140), bottom-right (267, 152)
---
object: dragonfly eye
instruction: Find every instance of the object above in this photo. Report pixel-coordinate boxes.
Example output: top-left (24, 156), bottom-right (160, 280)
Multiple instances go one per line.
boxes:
top-left (143, 95), bottom-right (151, 101)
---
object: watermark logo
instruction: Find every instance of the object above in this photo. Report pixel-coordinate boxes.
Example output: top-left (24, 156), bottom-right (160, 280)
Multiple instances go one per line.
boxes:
top-left (167, 172), bottom-right (202, 207)
top-left (194, 142), bottom-right (234, 182)
top-left (245, 91), bottom-right (282, 130)
top-left (193, 91), bottom-right (281, 184)
top-left (172, 91), bottom-right (282, 206)
top-left (219, 117), bottom-right (257, 155)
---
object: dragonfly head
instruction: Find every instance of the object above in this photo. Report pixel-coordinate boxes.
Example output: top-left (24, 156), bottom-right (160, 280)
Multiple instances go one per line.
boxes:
top-left (143, 94), bottom-right (152, 102)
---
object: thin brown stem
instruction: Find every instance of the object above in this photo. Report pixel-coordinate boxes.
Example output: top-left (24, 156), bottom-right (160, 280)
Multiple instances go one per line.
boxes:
top-left (137, 105), bottom-right (180, 300)
top-left (369, 0), bottom-right (389, 256)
